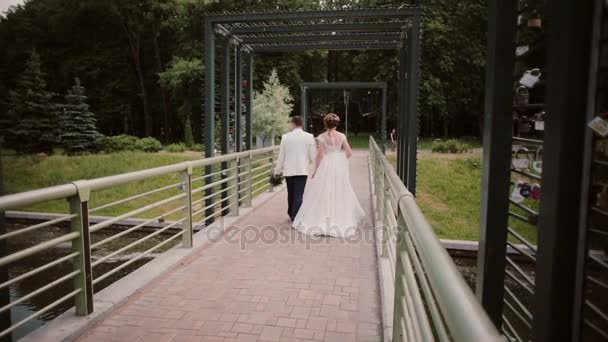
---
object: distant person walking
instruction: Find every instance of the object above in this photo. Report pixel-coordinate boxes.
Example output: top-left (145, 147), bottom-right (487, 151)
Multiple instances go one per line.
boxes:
top-left (390, 128), bottom-right (398, 151)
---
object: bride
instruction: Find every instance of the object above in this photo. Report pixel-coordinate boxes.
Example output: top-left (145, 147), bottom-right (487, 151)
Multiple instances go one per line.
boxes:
top-left (292, 113), bottom-right (365, 237)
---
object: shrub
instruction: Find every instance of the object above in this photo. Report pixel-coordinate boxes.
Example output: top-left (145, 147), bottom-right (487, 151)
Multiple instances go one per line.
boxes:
top-left (166, 143), bottom-right (186, 153)
top-left (190, 143), bottom-right (203, 152)
top-left (432, 139), bottom-right (471, 154)
top-left (98, 134), bottom-right (138, 152)
top-left (135, 137), bottom-right (162, 152)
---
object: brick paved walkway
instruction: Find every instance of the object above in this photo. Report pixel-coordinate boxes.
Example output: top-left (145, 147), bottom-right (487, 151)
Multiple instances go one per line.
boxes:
top-left (79, 151), bottom-right (382, 342)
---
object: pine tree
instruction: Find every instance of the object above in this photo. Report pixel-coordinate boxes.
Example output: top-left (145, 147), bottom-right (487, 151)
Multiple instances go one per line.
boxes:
top-left (60, 78), bottom-right (101, 154)
top-left (2, 51), bottom-right (58, 153)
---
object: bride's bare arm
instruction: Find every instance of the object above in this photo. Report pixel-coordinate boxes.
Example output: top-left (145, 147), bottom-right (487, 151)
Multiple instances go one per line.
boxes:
top-left (343, 135), bottom-right (353, 159)
top-left (313, 143), bottom-right (325, 177)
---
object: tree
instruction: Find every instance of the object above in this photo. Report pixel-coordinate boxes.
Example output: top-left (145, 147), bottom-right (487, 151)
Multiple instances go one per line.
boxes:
top-left (253, 69), bottom-right (293, 146)
top-left (60, 78), bottom-right (101, 154)
top-left (1, 50), bottom-right (58, 153)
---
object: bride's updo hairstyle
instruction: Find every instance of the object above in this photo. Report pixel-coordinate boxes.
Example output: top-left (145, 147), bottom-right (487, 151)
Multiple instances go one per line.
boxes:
top-left (324, 113), bottom-right (340, 130)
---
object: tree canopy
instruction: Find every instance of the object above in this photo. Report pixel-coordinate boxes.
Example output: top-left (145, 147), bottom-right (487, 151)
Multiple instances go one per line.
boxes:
top-left (0, 0), bottom-right (488, 153)
top-left (253, 69), bottom-right (293, 145)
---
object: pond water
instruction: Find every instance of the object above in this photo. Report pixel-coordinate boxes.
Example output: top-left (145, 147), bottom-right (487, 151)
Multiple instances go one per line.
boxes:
top-left (4, 223), bottom-right (180, 340)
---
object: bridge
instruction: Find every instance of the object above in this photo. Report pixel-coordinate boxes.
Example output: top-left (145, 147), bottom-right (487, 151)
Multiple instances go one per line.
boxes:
top-left (0, 138), bottom-right (499, 341)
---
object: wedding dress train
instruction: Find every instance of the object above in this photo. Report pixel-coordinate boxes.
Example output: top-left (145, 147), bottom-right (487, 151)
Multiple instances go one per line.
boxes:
top-left (292, 132), bottom-right (365, 237)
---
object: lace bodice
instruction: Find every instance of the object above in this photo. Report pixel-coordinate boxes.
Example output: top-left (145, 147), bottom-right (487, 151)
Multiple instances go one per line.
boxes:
top-left (318, 132), bottom-right (345, 153)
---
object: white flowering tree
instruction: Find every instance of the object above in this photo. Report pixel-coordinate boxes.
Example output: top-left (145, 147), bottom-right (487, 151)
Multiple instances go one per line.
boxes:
top-left (253, 69), bottom-right (293, 147)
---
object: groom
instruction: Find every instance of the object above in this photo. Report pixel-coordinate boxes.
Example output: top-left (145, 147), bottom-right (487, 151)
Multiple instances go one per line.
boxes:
top-left (274, 116), bottom-right (316, 222)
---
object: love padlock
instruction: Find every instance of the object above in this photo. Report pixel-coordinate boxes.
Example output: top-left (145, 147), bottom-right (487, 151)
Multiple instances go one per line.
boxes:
top-left (531, 184), bottom-right (541, 200)
top-left (520, 182), bottom-right (532, 198)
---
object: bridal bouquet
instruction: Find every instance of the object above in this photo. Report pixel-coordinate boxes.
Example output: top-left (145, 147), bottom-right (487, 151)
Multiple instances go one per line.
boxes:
top-left (269, 173), bottom-right (284, 186)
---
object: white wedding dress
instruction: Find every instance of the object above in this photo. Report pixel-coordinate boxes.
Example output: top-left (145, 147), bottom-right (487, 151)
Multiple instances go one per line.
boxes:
top-left (292, 131), bottom-right (365, 237)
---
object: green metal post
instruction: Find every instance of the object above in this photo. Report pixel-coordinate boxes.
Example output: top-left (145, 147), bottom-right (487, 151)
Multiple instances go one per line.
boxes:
top-left (236, 46), bottom-right (243, 152)
top-left (221, 42), bottom-right (231, 216)
top-left (69, 184), bottom-right (93, 316)
top-left (228, 158), bottom-right (239, 216)
top-left (246, 52), bottom-right (254, 150)
top-left (398, 45), bottom-right (407, 181)
top-left (476, 0), bottom-right (517, 327)
top-left (246, 152), bottom-right (253, 207)
top-left (381, 84), bottom-right (387, 154)
top-left (405, 15), bottom-right (421, 195)
top-left (181, 168), bottom-right (193, 247)
top-left (203, 18), bottom-right (216, 225)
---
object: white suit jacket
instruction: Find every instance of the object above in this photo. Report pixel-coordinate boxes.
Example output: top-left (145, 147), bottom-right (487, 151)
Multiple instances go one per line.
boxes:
top-left (274, 128), bottom-right (317, 177)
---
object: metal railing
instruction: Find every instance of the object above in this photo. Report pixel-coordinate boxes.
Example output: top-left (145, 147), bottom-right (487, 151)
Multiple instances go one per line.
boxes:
top-left (368, 136), bottom-right (502, 342)
top-left (0, 146), bottom-right (279, 339)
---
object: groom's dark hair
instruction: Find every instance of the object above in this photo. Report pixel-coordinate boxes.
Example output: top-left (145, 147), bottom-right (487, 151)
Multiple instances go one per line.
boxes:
top-left (290, 116), bottom-right (303, 127)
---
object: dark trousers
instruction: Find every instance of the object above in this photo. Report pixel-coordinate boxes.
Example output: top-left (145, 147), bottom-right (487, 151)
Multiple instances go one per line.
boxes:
top-left (285, 175), bottom-right (307, 220)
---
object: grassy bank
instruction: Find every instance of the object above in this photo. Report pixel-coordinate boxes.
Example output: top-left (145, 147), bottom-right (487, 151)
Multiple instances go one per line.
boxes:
top-left (388, 151), bottom-right (536, 243)
top-left (3, 151), bottom-right (273, 221)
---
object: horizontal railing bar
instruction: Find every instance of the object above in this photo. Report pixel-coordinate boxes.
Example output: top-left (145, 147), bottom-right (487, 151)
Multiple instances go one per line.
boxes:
top-left (251, 169), bottom-right (272, 182)
top-left (504, 298), bottom-right (532, 329)
top-left (0, 231), bottom-right (79, 267)
top-left (507, 227), bottom-right (538, 253)
top-left (91, 205), bottom-right (185, 249)
top-left (89, 193), bottom-right (185, 233)
top-left (250, 163), bottom-right (272, 173)
top-left (512, 137), bottom-right (544, 145)
top-left (0, 251), bottom-right (79, 291)
top-left (0, 213), bottom-right (77, 241)
top-left (93, 230), bottom-right (183, 285)
top-left (0, 146), bottom-right (278, 211)
top-left (252, 184), bottom-right (271, 196)
top-left (506, 240), bottom-right (536, 262)
top-left (504, 285), bottom-right (533, 320)
top-left (511, 168), bottom-right (542, 181)
top-left (505, 256), bottom-right (535, 287)
top-left (502, 315), bottom-right (524, 342)
top-left (584, 319), bottom-right (608, 339)
top-left (191, 175), bottom-right (237, 195)
top-left (0, 288), bottom-right (82, 338)
top-left (92, 217), bottom-right (186, 267)
top-left (192, 194), bottom-right (236, 218)
top-left (585, 300), bottom-right (608, 323)
top-left (404, 233), bottom-right (450, 341)
top-left (191, 168), bottom-right (226, 183)
top-left (509, 199), bottom-right (538, 216)
top-left (368, 137), bottom-right (501, 341)
top-left (90, 181), bottom-right (182, 213)
top-left (0, 183), bottom-right (77, 212)
top-left (192, 184), bottom-right (237, 207)
top-left (193, 210), bottom-right (222, 227)
top-left (0, 270), bottom-right (79, 314)
top-left (251, 176), bottom-right (271, 189)
top-left (589, 253), bottom-right (608, 271)
top-left (508, 210), bottom-right (537, 226)
top-left (505, 270), bottom-right (534, 296)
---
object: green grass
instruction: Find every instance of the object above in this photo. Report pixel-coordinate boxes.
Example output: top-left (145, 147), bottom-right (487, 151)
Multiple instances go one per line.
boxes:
top-left (418, 137), bottom-right (482, 150)
top-left (347, 133), bottom-right (373, 149)
top-left (3, 151), bottom-right (276, 220)
top-left (387, 152), bottom-right (537, 243)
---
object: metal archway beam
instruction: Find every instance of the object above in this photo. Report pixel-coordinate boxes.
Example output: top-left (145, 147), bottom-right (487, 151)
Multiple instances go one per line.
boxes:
top-left (299, 81), bottom-right (388, 151)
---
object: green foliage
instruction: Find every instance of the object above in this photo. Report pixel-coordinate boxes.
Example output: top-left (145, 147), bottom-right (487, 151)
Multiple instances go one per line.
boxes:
top-left (1, 51), bottom-right (59, 153)
top-left (165, 143), bottom-right (186, 153)
top-left (135, 137), bottom-right (162, 152)
top-left (97, 135), bottom-right (139, 152)
top-left (60, 78), bottom-right (101, 154)
top-left (431, 139), bottom-right (471, 153)
top-left (253, 69), bottom-right (292, 144)
top-left (190, 143), bottom-right (203, 152)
